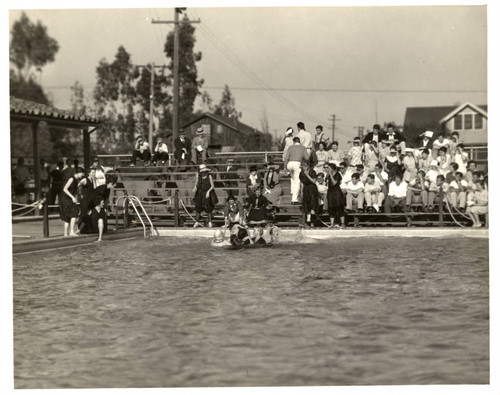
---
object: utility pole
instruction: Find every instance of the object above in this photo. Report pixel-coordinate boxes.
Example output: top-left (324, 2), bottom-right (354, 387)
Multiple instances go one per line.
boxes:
top-left (328, 114), bottom-right (340, 142)
top-left (136, 63), bottom-right (167, 148)
top-left (353, 126), bottom-right (365, 140)
top-left (152, 8), bottom-right (200, 153)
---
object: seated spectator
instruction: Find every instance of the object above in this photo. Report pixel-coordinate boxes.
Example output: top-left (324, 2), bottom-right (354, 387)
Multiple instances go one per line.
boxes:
top-left (445, 162), bottom-right (459, 184)
top-left (90, 198), bottom-right (108, 242)
top-left (465, 160), bottom-right (478, 185)
top-left (384, 174), bottom-right (407, 213)
top-left (372, 163), bottom-right (389, 197)
top-left (364, 173), bottom-right (384, 213)
top-left (432, 133), bottom-right (450, 158)
top-left (384, 145), bottom-right (403, 182)
top-left (223, 193), bottom-right (244, 227)
top-left (466, 180), bottom-right (488, 228)
top-left (313, 125), bottom-right (327, 150)
top-left (377, 140), bottom-right (390, 163)
top-left (467, 170), bottom-right (484, 201)
top-left (425, 160), bottom-right (440, 185)
top-left (453, 143), bottom-right (469, 175)
top-left (314, 142), bottom-right (330, 174)
top-left (402, 149), bottom-right (417, 182)
top-left (363, 124), bottom-right (383, 152)
top-left (345, 172), bottom-right (365, 212)
top-left (246, 166), bottom-right (263, 197)
top-left (263, 162), bottom-right (283, 207)
top-left (449, 131), bottom-right (461, 156)
top-left (152, 136), bottom-right (169, 165)
top-left (417, 149), bottom-right (432, 172)
top-left (316, 171), bottom-right (328, 213)
top-left (348, 137), bottom-right (363, 168)
top-left (327, 141), bottom-right (343, 166)
top-left (448, 171), bottom-right (468, 212)
top-left (406, 170), bottom-right (428, 212)
top-left (436, 147), bottom-right (451, 176)
top-left (130, 135), bottom-right (151, 166)
top-left (191, 127), bottom-right (209, 164)
top-left (417, 130), bottom-right (434, 152)
top-left (355, 164), bottom-right (370, 183)
top-left (425, 174), bottom-right (449, 212)
top-left (384, 123), bottom-right (406, 153)
top-left (338, 161), bottom-right (352, 192)
top-left (299, 167), bottom-right (319, 227)
top-left (174, 130), bottom-right (192, 166)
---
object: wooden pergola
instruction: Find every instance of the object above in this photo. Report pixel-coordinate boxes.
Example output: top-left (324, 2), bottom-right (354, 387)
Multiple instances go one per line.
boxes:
top-left (10, 96), bottom-right (101, 202)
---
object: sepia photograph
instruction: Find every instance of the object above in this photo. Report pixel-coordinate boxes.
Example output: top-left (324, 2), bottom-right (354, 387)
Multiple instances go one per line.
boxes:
top-left (3, 1), bottom-right (498, 394)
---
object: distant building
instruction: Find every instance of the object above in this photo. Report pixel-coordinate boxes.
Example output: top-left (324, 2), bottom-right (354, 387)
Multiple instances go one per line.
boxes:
top-left (181, 112), bottom-right (268, 152)
top-left (403, 102), bottom-right (487, 146)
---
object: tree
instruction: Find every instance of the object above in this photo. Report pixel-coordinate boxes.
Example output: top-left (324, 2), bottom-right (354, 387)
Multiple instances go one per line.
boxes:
top-left (214, 85), bottom-right (242, 122)
top-left (10, 12), bottom-right (59, 80)
top-left (164, 14), bottom-right (204, 124)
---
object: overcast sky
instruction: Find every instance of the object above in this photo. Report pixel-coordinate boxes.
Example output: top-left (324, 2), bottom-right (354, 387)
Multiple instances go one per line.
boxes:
top-left (8, 4), bottom-right (487, 146)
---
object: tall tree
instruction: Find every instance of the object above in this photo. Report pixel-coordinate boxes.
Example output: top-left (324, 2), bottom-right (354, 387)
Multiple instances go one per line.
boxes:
top-left (214, 85), bottom-right (242, 122)
top-left (164, 14), bottom-right (204, 124)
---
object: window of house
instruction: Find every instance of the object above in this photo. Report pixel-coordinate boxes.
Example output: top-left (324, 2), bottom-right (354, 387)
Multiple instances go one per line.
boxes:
top-left (454, 115), bottom-right (462, 130)
top-left (464, 114), bottom-right (473, 130)
top-left (474, 114), bottom-right (483, 129)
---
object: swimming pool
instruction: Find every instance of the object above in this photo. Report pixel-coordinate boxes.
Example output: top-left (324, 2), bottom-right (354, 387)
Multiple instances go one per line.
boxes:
top-left (13, 235), bottom-right (489, 388)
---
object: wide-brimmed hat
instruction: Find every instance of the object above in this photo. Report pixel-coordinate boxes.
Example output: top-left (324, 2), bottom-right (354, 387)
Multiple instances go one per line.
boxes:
top-left (196, 127), bottom-right (204, 135)
top-left (285, 127), bottom-right (293, 135)
top-left (199, 164), bottom-right (211, 172)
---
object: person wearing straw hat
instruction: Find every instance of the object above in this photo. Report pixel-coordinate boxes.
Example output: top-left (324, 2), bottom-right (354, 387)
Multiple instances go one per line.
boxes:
top-left (191, 126), bottom-right (209, 164)
top-left (192, 164), bottom-right (218, 228)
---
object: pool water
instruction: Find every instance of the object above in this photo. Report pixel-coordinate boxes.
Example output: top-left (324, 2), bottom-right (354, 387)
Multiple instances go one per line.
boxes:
top-left (13, 235), bottom-right (489, 388)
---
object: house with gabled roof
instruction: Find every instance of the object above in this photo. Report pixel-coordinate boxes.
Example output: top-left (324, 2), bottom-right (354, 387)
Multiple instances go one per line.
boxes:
top-left (181, 112), bottom-right (267, 152)
top-left (403, 102), bottom-right (487, 146)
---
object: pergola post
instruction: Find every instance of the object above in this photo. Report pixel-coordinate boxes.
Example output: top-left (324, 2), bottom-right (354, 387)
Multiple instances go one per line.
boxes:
top-left (32, 122), bottom-right (40, 209)
top-left (83, 128), bottom-right (91, 170)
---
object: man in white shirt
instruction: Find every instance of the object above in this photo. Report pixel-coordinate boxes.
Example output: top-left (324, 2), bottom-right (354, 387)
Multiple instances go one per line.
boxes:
top-left (295, 122), bottom-right (313, 153)
top-left (152, 136), bottom-right (169, 165)
top-left (384, 175), bottom-right (408, 213)
top-left (448, 171), bottom-right (468, 212)
top-left (284, 137), bottom-right (310, 204)
top-left (364, 174), bottom-right (384, 212)
top-left (372, 163), bottom-right (389, 197)
top-left (338, 162), bottom-right (352, 192)
top-left (345, 173), bottom-right (365, 212)
top-left (425, 174), bottom-right (449, 212)
top-left (91, 157), bottom-right (106, 188)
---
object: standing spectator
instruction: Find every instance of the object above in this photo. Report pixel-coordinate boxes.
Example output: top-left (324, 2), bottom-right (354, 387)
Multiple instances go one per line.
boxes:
top-left (174, 130), bottom-right (192, 165)
top-left (448, 171), bottom-right (468, 212)
top-left (49, 161), bottom-right (64, 206)
top-left (417, 149), bottom-right (433, 173)
top-left (338, 161), bottom-right (352, 193)
top-left (59, 167), bottom-right (85, 236)
top-left (327, 141), bottom-right (343, 166)
top-left (91, 157), bottom-right (106, 188)
top-left (384, 174), bottom-right (407, 213)
top-left (246, 166), bottom-right (263, 197)
top-left (406, 170), bottom-right (428, 212)
top-left (345, 173), bottom-right (365, 212)
top-left (363, 124), bottom-right (383, 152)
top-left (130, 136), bottom-right (151, 166)
top-left (348, 137), bottom-right (363, 168)
top-left (299, 166), bottom-right (319, 227)
top-left (192, 164), bottom-right (218, 228)
top-left (453, 143), bottom-right (469, 175)
top-left (284, 137), bottom-right (309, 204)
top-left (384, 145), bottom-right (403, 182)
top-left (263, 162), bottom-right (283, 207)
top-left (191, 127), bottom-right (209, 164)
top-left (282, 127), bottom-right (294, 161)
top-left (152, 136), bottom-right (169, 165)
top-left (316, 171), bottom-right (328, 213)
top-left (12, 157), bottom-right (31, 204)
top-left (383, 124), bottom-right (406, 153)
top-left (325, 163), bottom-right (345, 229)
top-left (364, 173), bottom-right (384, 213)
top-left (467, 180), bottom-right (488, 228)
top-left (61, 158), bottom-right (75, 183)
top-left (76, 167), bottom-right (96, 234)
top-left (295, 122), bottom-right (313, 153)
top-left (313, 125), bottom-right (327, 150)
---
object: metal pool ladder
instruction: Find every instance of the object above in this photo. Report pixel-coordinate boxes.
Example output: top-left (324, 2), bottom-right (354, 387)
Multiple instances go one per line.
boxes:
top-left (117, 195), bottom-right (159, 237)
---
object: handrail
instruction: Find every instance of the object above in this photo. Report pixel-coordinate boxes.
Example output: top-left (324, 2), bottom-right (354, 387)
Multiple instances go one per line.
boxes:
top-left (128, 196), bottom-right (158, 236)
top-left (116, 194), bottom-right (158, 237)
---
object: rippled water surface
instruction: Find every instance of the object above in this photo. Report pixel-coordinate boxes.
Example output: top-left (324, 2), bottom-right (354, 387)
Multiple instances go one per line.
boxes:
top-left (13, 235), bottom-right (489, 388)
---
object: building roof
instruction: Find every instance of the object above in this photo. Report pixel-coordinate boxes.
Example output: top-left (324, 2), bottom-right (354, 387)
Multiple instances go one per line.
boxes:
top-left (439, 102), bottom-right (488, 124)
top-left (404, 103), bottom-right (487, 128)
top-left (10, 96), bottom-right (100, 127)
top-left (182, 112), bottom-right (260, 136)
